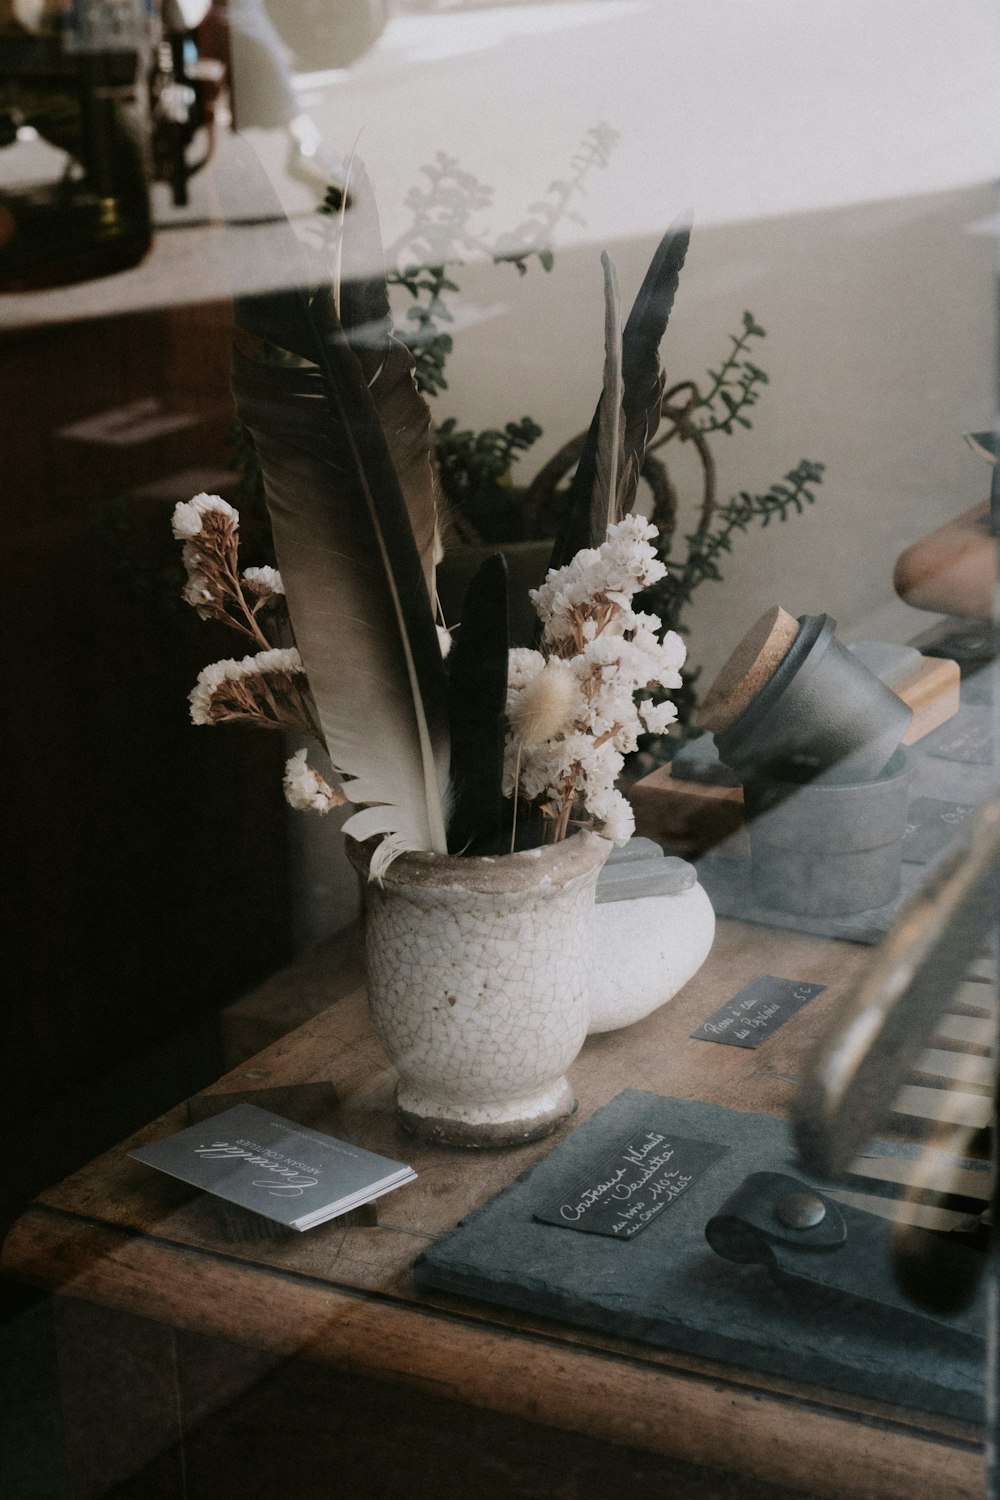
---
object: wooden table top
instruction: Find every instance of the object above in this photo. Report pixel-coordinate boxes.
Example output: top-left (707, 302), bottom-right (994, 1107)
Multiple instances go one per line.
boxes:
top-left (1, 917), bottom-right (984, 1500)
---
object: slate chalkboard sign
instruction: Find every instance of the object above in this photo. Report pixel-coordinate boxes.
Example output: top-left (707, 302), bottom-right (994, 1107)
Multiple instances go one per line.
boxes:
top-left (535, 1129), bottom-right (727, 1239)
top-left (922, 707), bottom-right (993, 766)
top-left (901, 797), bottom-right (975, 864)
top-left (691, 975), bottom-right (826, 1049)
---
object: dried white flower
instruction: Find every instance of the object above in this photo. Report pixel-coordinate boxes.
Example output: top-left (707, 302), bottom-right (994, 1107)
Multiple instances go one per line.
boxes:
top-left (587, 787), bottom-right (635, 844)
top-left (188, 647), bottom-right (309, 728)
top-left (505, 515), bottom-right (684, 843)
top-left (436, 625), bottom-right (453, 659)
top-left (530, 514), bottom-right (667, 648)
top-left (640, 698), bottom-right (679, 735)
top-left (507, 647), bottom-right (546, 692)
top-left (252, 647), bottom-right (302, 674)
top-left (242, 565), bottom-right (284, 597)
top-left (182, 569), bottom-right (215, 616)
top-left (283, 749), bottom-right (347, 814)
top-left (189, 657), bottom-right (246, 725)
top-left (171, 492), bottom-right (239, 541)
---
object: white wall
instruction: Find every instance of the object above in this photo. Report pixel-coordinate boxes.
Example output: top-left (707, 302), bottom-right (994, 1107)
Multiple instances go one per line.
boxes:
top-left (285, 0), bottom-right (1000, 939)
top-left (439, 182), bottom-right (997, 679)
top-left (301, 0), bottom-right (999, 680)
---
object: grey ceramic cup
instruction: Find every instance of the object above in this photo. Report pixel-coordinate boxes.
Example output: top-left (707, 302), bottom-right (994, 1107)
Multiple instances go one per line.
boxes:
top-left (742, 749), bottom-right (915, 916)
top-left (714, 615), bottom-right (912, 784)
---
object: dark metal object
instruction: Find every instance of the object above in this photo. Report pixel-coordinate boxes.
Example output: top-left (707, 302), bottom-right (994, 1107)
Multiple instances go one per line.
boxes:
top-left (715, 614), bottom-right (912, 783)
top-left (776, 1190), bottom-right (827, 1230)
top-left (742, 748), bottom-right (915, 916)
top-left (706, 1171), bottom-right (985, 1343)
top-left (149, 23), bottom-right (222, 208)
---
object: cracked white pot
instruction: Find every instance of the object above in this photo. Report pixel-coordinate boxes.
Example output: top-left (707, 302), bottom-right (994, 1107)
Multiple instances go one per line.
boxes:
top-left (348, 832), bottom-right (611, 1148)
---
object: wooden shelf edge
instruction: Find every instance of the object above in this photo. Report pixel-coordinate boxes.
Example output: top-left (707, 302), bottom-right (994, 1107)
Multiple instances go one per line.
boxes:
top-left (1, 1208), bottom-right (983, 1500)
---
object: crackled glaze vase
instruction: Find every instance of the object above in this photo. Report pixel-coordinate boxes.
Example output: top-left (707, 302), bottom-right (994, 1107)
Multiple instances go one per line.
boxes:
top-left (348, 832), bottom-right (611, 1147)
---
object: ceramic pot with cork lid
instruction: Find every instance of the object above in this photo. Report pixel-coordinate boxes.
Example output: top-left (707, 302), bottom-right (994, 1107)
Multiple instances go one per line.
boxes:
top-left (700, 607), bottom-right (912, 783)
top-left (699, 606), bottom-right (915, 916)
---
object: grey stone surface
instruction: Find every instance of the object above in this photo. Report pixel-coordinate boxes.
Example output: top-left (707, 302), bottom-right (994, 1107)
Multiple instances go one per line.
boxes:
top-left (604, 836), bottom-right (665, 865)
top-left (596, 854), bottom-right (696, 904)
top-left (415, 1090), bottom-right (984, 1422)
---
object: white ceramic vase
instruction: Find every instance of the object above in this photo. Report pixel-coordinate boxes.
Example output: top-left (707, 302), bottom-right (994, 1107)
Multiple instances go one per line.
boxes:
top-left (588, 880), bottom-right (715, 1033)
top-left (348, 832), bottom-right (611, 1147)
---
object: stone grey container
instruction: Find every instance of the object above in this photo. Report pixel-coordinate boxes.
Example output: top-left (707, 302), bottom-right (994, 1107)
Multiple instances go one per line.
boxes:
top-left (742, 750), bottom-right (915, 916)
top-left (715, 615), bottom-right (912, 783)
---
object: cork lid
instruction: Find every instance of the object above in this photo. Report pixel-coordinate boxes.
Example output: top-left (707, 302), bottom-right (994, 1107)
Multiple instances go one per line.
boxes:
top-left (696, 606), bottom-right (801, 732)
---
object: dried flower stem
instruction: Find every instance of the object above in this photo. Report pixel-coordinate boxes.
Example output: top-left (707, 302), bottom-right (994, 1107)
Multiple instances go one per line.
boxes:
top-left (509, 740), bottom-right (524, 853)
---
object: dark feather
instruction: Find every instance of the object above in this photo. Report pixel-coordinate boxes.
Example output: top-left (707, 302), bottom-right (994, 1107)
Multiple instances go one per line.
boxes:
top-left (226, 142), bottom-right (451, 863)
top-left (547, 221), bottom-right (691, 572)
top-left (618, 218), bottom-right (690, 510)
top-left (337, 161), bottom-right (442, 600)
top-left (591, 251), bottom-right (624, 543)
top-left (446, 554), bottom-right (510, 855)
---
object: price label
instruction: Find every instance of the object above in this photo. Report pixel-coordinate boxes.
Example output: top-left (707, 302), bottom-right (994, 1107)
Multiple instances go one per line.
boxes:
top-left (691, 975), bottom-right (826, 1049)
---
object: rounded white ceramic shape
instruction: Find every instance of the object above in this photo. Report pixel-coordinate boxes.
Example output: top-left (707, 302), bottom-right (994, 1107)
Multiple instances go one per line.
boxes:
top-left (588, 881), bottom-right (715, 1033)
top-left (348, 832), bottom-right (611, 1147)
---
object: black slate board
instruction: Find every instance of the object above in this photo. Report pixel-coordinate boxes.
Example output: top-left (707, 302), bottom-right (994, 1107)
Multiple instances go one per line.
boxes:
top-left (415, 1091), bottom-right (985, 1422)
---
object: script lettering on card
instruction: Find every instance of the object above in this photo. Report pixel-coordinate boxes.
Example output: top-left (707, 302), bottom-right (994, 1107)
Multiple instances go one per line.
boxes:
top-left (535, 1130), bottom-right (727, 1239)
top-left (923, 708), bottom-right (992, 765)
top-left (901, 798), bottom-right (976, 864)
top-left (691, 975), bottom-right (825, 1049)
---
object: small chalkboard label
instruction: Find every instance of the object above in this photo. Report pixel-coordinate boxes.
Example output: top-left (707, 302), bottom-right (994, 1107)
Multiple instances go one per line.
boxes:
top-left (691, 975), bottom-right (826, 1049)
top-left (535, 1130), bottom-right (727, 1240)
top-left (901, 798), bottom-right (975, 864)
top-left (922, 708), bottom-right (993, 766)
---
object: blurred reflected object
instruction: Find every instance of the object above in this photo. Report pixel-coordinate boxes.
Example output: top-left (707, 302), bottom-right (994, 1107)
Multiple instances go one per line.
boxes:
top-left (226, 0), bottom-right (386, 196)
top-left (151, 0), bottom-right (225, 206)
top-left (264, 0), bottom-right (387, 73)
top-left (227, 0), bottom-right (387, 126)
top-left (894, 500), bottom-right (998, 620)
top-left (0, 0), bottom-right (155, 290)
top-left (794, 795), bottom-right (1000, 1324)
top-left (795, 793), bottom-right (1000, 1175)
top-left (894, 429), bottom-right (1000, 622)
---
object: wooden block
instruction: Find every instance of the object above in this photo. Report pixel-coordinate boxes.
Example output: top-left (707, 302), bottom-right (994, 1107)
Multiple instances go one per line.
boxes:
top-left (629, 763), bottom-right (748, 857)
top-left (897, 656), bottom-right (961, 743)
top-left (696, 605), bottom-right (800, 731)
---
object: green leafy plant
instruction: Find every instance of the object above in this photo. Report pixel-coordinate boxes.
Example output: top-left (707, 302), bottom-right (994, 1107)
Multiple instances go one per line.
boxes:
top-left (635, 312), bottom-right (825, 636)
top-left (638, 316), bottom-right (824, 735)
top-left (276, 154), bottom-right (825, 742)
top-left (434, 416), bottom-right (543, 543)
top-left (650, 458), bottom-right (826, 633)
